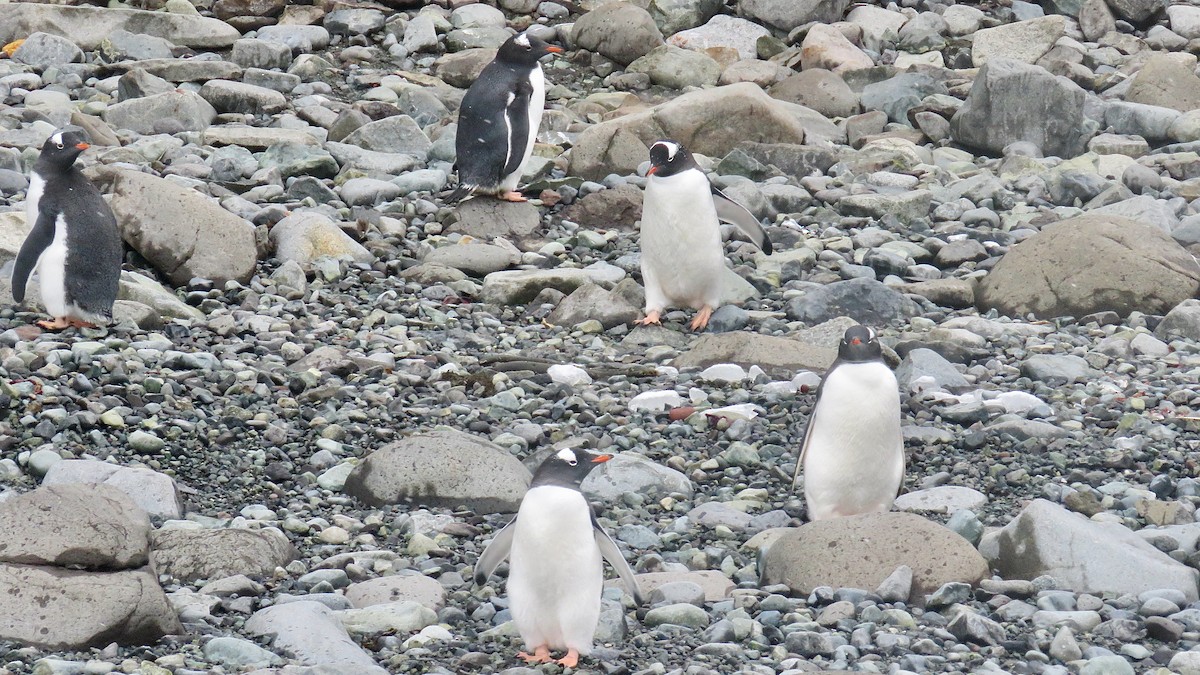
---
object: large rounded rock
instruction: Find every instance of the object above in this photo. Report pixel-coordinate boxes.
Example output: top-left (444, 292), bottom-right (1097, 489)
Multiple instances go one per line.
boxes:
top-left (270, 212), bottom-right (373, 267)
top-left (43, 459), bottom-right (183, 520)
top-left (344, 428), bottom-right (532, 513)
top-left (571, 3), bottom-right (664, 66)
top-left (0, 484), bottom-right (150, 570)
top-left (0, 3), bottom-right (239, 50)
top-left (758, 512), bottom-right (989, 604)
top-left (769, 69), bottom-right (860, 119)
top-left (627, 45), bottom-right (721, 89)
top-left (582, 453), bottom-right (693, 501)
top-left (977, 214), bottom-right (1200, 319)
top-left (151, 528), bottom-right (296, 582)
top-left (103, 90), bottom-right (217, 135)
top-left (739, 0), bottom-right (850, 32)
top-left (786, 277), bottom-right (921, 326)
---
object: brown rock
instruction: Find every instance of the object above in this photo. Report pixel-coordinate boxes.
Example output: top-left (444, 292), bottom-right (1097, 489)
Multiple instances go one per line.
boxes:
top-left (0, 484), bottom-right (150, 570)
top-left (434, 48), bottom-right (497, 89)
top-left (769, 69), bottom-right (860, 119)
top-left (151, 528), bottom-right (296, 582)
top-left (562, 184), bottom-right (643, 231)
top-left (1126, 53), bottom-right (1200, 113)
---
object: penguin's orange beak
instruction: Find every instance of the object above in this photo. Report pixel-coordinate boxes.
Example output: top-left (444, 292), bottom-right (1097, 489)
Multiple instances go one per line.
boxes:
top-left (851, 337), bottom-right (862, 345)
top-left (545, 45), bottom-right (564, 53)
top-left (75, 142), bottom-right (89, 150)
top-left (647, 166), bottom-right (659, 176)
top-left (591, 454), bottom-right (613, 463)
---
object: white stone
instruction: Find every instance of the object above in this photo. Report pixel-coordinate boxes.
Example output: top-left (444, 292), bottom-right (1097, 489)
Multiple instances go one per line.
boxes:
top-left (699, 363), bottom-right (747, 382)
top-left (629, 390), bottom-right (684, 412)
top-left (547, 364), bottom-right (593, 386)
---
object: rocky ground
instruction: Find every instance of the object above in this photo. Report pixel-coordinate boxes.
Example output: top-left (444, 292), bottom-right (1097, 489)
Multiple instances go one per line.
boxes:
top-left (4, 0), bottom-right (1200, 673)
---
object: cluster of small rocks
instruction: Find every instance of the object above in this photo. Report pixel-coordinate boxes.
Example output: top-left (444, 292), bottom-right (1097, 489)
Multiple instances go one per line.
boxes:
top-left (3, 0), bottom-right (1200, 673)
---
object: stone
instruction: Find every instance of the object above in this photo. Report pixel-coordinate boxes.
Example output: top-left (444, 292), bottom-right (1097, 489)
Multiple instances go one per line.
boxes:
top-left (1106, 0), bottom-right (1167, 23)
top-left (481, 266), bottom-right (625, 305)
top-left (977, 214), bottom-right (1200, 319)
top-left (786, 277), bottom-right (921, 326)
top-left (262, 143), bottom-right (340, 178)
top-left (609, 570), bottom-right (732, 602)
top-left (971, 16), bottom-right (1066, 67)
top-left (839, 190), bottom-right (932, 221)
top-left (434, 48), bottom-right (496, 88)
top-left (563, 184), bottom-right (643, 231)
top-left (1079, 0), bottom-right (1116, 40)
top-left (740, 0), bottom-right (850, 31)
top-left (203, 636), bottom-right (281, 669)
top-left (0, 484), bottom-right (149, 569)
top-left (151, 528), bottom-right (296, 582)
top-left (950, 59), bottom-right (1091, 159)
top-left (674, 331), bottom-right (836, 378)
top-left (345, 574), bottom-right (446, 611)
top-left (0, 564), bottom-right (181, 649)
top-left (860, 73), bottom-right (949, 125)
top-left (582, 452), bottom-right (694, 501)
top-left (644, 603), bottom-right (710, 628)
top-left (103, 90), bottom-right (217, 135)
top-left (340, 601), bottom-right (438, 635)
top-left (1168, 4), bottom-right (1200, 38)
top-left (42, 459), bottom-right (183, 519)
top-left (845, 5), bottom-right (909, 52)
top-left (980, 499), bottom-right (1199, 602)
top-left (895, 347), bottom-right (969, 391)
top-left (446, 199), bottom-right (544, 251)
top-left (245, 601), bottom-right (387, 675)
top-left (256, 24), bottom-right (330, 52)
top-left (118, 271), bottom-right (205, 322)
top-left (717, 142), bottom-right (839, 181)
top-left (105, 169), bottom-right (257, 286)
top-left (325, 8), bottom-right (385, 35)
top-left (627, 45), bottom-right (721, 89)
top-left (0, 4), bottom-right (239, 50)
top-left (342, 115), bottom-right (431, 158)
top-left (1105, 101), bottom-right (1179, 143)
top-left (1157, 299), bottom-right (1200, 341)
top-left (270, 212), bottom-right (373, 267)
top-left (571, 3), bottom-right (664, 66)
top-left (547, 281), bottom-right (642, 329)
top-left (769, 70), bottom-right (859, 119)
top-left (344, 428), bottom-right (533, 512)
top-left (1126, 54), bottom-right (1200, 113)
top-left (800, 24), bottom-right (874, 73)
top-left (12, 32), bottom-right (82, 67)
top-left (423, 244), bottom-right (518, 276)
top-left (758, 513), bottom-right (990, 604)
top-left (894, 486), bottom-right (987, 514)
top-left (199, 80), bottom-right (287, 116)
top-left (948, 610), bottom-right (1006, 645)
top-left (231, 38), bottom-right (292, 70)
top-left (666, 14), bottom-right (768, 61)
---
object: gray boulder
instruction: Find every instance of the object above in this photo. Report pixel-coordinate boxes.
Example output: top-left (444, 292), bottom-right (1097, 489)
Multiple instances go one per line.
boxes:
top-left (246, 601), bottom-right (388, 675)
top-left (609, 570), bottom-right (733, 602)
top-left (0, 4), bottom-right (239, 50)
top-left (970, 16), bottom-right (1066, 66)
top-left (860, 72), bottom-right (949, 125)
top-left (673, 331), bottom-right (836, 378)
top-left (344, 428), bottom-right (533, 512)
top-left (199, 80), bottom-right (287, 116)
top-left (12, 32), bottom-right (82, 67)
top-left (786, 277), bottom-right (921, 326)
top-left (739, 0), bottom-right (850, 31)
top-left (895, 348), bottom-right (968, 391)
top-left (627, 45), bottom-right (721, 89)
top-left (342, 115), bottom-right (431, 158)
top-left (270, 212), bottom-right (373, 267)
top-left (0, 564), bottom-right (182, 649)
top-left (980, 499), bottom-right (1199, 602)
top-left (0, 484), bottom-right (150, 569)
top-left (482, 265), bottom-right (626, 305)
top-left (666, 13), bottom-right (766, 59)
top-left (231, 38), bottom-right (292, 70)
top-left (571, 3), bottom-right (664, 66)
top-left (105, 169), bottom-right (258, 286)
top-left (151, 528), bottom-right (296, 582)
top-left (118, 271), bottom-right (206, 322)
top-left (446, 199), bottom-right (544, 251)
top-left (977, 214), bottom-right (1200, 319)
top-left (1157, 299), bottom-right (1200, 342)
top-left (758, 513), bottom-right (990, 604)
top-left (42, 459), bottom-right (183, 519)
top-left (422, 243), bottom-right (519, 276)
top-left (547, 281), bottom-right (642, 329)
top-left (770, 70), bottom-right (860, 119)
top-left (1126, 54), bottom-right (1200, 113)
top-left (345, 574), bottom-right (446, 611)
top-left (103, 90), bottom-right (217, 135)
top-left (1106, 0), bottom-right (1167, 23)
top-left (582, 452), bottom-right (694, 501)
top-left (950, 59), bottom-right (1091, 159)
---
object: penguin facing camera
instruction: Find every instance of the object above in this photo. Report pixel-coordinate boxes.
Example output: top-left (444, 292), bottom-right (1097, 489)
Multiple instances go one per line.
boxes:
top-left (13, 127), bottom-right (122, 330)
top-left (794, 325), bottom-right (905, 521)
top-left (637, 139), bottom-right (773, 331)
top-left (448, 32), bottom-right (563, 203)
top-left (474, 447), bottom-right (643, 669)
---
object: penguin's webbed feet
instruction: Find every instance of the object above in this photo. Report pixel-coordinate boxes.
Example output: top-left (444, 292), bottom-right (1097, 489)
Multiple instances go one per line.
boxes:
top-left (556, 649), bottom-right (581, 668)
top-left (518, 646), bottom-right (552, 664)
top-left (689, 306), bottom-right (714, 331)
top-left (635, 310), bottom-right (661, 327)
top-left (499, 191), bottom-right (528, 202)
top-left (35, 317), bottom-right (71, 331)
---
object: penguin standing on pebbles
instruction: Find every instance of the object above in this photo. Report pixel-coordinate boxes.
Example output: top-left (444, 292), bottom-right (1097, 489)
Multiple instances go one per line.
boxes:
top-left (794, 325), bottom-right (905, 521)
top-left (475, 448), bottom-right (643, 669)
top-left (13, 128), bottom-right (122, 330)
top-left (448, 32), bottom-right (563, 202)
top-left (637, 139), bottom-right (772, 331)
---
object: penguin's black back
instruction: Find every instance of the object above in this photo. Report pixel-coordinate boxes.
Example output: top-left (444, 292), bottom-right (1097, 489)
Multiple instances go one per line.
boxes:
top-left (454, 58), bottom-right (534, 190)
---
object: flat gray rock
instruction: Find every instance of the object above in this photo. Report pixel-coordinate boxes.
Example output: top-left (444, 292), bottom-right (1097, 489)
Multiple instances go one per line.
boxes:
top-left (482, 267), bottom-right (626, 306)
top-left (103, 90), bottom-right (217, 135)
top-left (673, 330), bottom-right (836, 378)
top-left (0, 4), bottom-right (239, 50)
top-left (245, 601), bottom-right (387, 675)
top-left (270, 212), bottom-right (373, 267)
top-left (42, 458), bottom-right (183, 519)
top-left (0, 484), bottom-right (150, 569)
top-left (571, 2), bottom-right (664, 65)
top-left (151, 528), bottom-right (296, 583)
top-left (786, 277), bottom-right (921, 326)
top-left (894, 486), bottom-right (987, 514)
top-left (583, 452), bottom-right (694, 501)
top-left (344, 574), bottom-right (446, 611)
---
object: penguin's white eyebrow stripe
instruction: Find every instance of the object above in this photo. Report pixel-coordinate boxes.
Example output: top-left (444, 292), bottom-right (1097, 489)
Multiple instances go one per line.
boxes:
top-left (516, 33), bottom-right (530, 47)
top-left (50, 132), bottom-right (63, 146)
top-left (556, 448), bottom-right (577, 463)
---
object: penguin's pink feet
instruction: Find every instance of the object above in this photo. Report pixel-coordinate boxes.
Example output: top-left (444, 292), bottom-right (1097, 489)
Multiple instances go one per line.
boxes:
top-left (67, 318), bottom-right (98, 329)
top-left (689, 306), bottom-right (714, 331)
top-left (556, 649), bottom-right (581, 668)
top-left (635, 310), bottom-right (661, 326)
top-left (518, 646), bottom-right (552, 664)
top-left (499, 191), bottom-right (527, 202)
top-left (35, 317), bottom-right (70, 331)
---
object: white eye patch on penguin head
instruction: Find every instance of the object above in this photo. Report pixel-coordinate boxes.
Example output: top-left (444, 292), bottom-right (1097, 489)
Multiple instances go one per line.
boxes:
top-left (648, 140), bottom-right (689, 177)
top-left (556, 447), bottom-right (578, 466)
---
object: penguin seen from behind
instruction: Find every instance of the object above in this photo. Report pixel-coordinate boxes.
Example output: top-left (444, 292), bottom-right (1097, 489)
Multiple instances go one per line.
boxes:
top-left (474, 447), bottom-right (643, 668)
top-left (13, 128), bottom-right (122, 330)
top-left (448, 32), bottom-right (563, 202)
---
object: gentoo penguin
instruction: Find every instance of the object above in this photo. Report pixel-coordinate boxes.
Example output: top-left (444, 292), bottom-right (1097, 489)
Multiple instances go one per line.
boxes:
top-left (794, 325), bottom-right (904, 521)
top-left (13, 128), bottom-right (122, 330)
top-left (448, 32), bottom-right (563, 202)
top-left (637, 139), bottom-right (772, 331)
top-left (474, 447), bottom-right (643, 668)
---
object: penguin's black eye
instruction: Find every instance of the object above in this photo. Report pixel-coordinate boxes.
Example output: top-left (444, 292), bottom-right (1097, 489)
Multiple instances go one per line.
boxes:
top-left (55, 142), bottom-right (64, 149)
top-left (566, 458), bottom-right (577, 466)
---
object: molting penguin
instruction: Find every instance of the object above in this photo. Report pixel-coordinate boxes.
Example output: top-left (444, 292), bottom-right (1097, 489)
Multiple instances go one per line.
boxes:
top-left (13, 128), bottom-right (122, 330)
top-left (637, 139), bottom-right (772, 331)
top-left (448, 32), bottom-right (563, 203)
top-left (474, 447), bottom-right (643, 668)
top-left (794, 325), bottom-right (904, 521)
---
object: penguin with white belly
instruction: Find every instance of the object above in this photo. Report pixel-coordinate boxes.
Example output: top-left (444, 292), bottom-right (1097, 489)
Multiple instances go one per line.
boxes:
top-left (475, 447), bottom-right (643, 668)
top-left (448, 32), bottom-right (563, 203)
top-left (795, 325), bottom-right (905, 521)
top-left (638, 139), bottom-right (772, 331)
top-left (13, 128), bottom-right (122, 330)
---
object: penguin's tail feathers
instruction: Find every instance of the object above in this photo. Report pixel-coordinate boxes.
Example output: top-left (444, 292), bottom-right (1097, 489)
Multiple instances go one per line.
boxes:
top-left (445, 183), bottom-right (476, 203)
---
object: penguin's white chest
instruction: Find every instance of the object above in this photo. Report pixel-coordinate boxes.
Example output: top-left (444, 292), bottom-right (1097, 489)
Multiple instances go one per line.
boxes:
top-left (500, 65), bottom-right (545, 192)
top-left (802, 362), bottom-right (904, 521)
top-left (640, 171), bottom-right (725, 310)
top-left (507, 485), bottom-right (603, 653)
top-left (25, 173), bottom-right (69, 317)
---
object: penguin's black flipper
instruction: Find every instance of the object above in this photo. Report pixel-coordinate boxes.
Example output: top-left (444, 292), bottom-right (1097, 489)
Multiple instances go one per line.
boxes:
top-left (474, 517), bottom-right (517, 585)
top-left (711, 185), bottom-right (772, 255)
top-left (455, 66), bottom-right (523, 188)
top-left (592, 512), bottom-right (643, 604)
top-left (500, 79), bottom-right (534, 178)
top-left (12, 209), bottom-right (56, 303)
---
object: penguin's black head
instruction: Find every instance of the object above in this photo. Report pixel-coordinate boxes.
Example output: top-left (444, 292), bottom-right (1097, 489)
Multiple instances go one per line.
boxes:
top-left (39, 128), bottom-right (90, 169)
top-left (647, 140), bottom-right (697, 179)
top-left (838, 325), bottom-right (882, 363)
top-left (530, 447), bottom-right (612, 489)
top-left (497, 32), bottom-right (563, 67)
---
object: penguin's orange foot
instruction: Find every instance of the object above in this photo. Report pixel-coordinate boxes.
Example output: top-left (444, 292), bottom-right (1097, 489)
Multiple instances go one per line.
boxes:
top-left (36, 317), bottom-right (70, 330)
top-left (635, 310), bottom-right (661, 326)
top-left (518, 646), bottom-right (552, 664)
top-left (689, 306), bottom-right (714, 331)
top-left (555, 649), bottom-right (580, 668)
top-left (499, 191), bottom-right (527, 202)
top-left (66, 318), bottom-right (98, 329)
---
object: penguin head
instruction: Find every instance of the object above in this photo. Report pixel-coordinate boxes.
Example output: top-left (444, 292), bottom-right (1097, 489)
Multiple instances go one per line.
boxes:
top-left (530, 447), bottom-right (612, 489)
top-left (498, 32), bottom-right (563, 66)
top-left (39, 128), bottom-right (90, 169)
top-left (838, 325), bottom-right (882, 362)
top-left (647, 140), bottom-right (697, 178)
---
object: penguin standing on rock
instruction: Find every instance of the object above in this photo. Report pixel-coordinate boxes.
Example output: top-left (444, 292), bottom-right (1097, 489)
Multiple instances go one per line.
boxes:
top-left (794, 325), bottom-right (905, 521)
top-left (448, 32), bottom-right (563, 202)
top-left (475, 447), bottom-right (643, 669)
top-left (13, 128), bottom-right (122, 330)
top-left (637, 139), bottom-right (772, 331)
